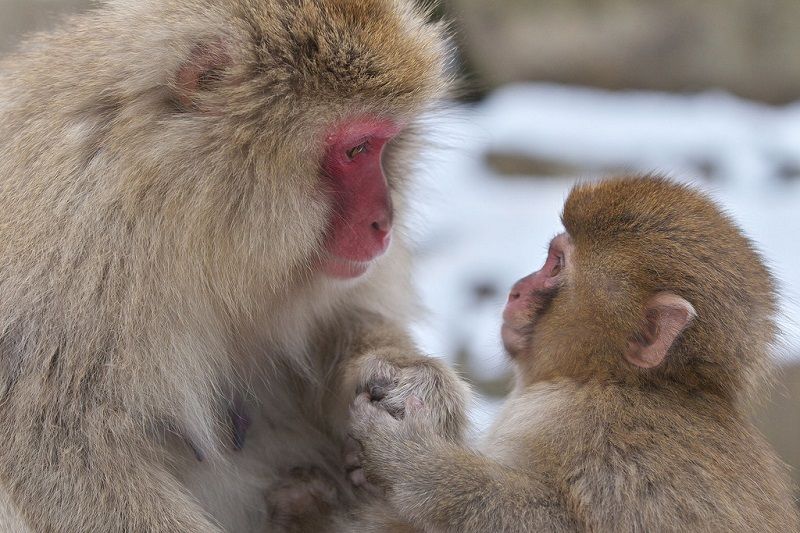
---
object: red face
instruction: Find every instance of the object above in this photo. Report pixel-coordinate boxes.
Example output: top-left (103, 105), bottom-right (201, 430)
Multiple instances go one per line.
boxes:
top-left (320, 118), bottom-right (401, 279)
top-left (502, 233), bottom-right (571, 358)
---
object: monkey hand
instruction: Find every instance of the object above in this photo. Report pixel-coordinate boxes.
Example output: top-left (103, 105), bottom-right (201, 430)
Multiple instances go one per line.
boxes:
top-left (265, 466), bottom-right (341, 532)
top-left (346, 393), bottom-right (434, 492)
top-left (350, 352), bottom-right (468, 442)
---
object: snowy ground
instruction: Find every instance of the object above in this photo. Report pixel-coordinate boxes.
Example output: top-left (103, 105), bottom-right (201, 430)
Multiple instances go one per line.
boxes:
top-left (406, 84), bottom-right (800, 430)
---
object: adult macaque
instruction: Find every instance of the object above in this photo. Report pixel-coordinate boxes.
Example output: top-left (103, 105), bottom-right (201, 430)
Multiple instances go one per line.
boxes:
top-left (0, 0), bottom-right (467, 531)
top-left (351, 176), bottom-right (800, 532)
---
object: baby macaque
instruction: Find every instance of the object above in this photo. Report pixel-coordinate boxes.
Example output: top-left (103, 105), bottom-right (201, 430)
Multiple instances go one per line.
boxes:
top-left (350, 176), bottom-right (800, 532)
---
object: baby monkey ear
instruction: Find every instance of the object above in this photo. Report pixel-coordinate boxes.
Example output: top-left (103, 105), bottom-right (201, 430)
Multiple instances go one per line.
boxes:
top-left (174, 40), bottom-right (232, 110)
top-left (625, 292), bottom-right (696, 369)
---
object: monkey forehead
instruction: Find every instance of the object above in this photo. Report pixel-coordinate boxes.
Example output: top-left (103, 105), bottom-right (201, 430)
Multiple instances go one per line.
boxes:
top-left (243, 0), bottom-right (449, 109)
top-left (562, 176), bottom-right (714, 240)
top-left (561, 176), bottom-right (758, 263)
top-left (562, 175), bottom-right (772, 277)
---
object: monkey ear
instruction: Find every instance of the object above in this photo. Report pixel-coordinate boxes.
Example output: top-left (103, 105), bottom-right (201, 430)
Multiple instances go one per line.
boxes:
top-left (625, 292), bottom-right (696, 369)
top-left (174, 40), bottom-right (232, 110)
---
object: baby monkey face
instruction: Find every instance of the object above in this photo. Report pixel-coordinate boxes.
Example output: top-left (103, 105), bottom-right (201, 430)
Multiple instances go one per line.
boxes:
top-left (501, 233), bottom-right (572, 358)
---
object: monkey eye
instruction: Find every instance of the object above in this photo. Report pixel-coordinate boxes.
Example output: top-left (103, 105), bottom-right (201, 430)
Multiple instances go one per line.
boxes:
top-left (347, 141), bottom-right (369, 160)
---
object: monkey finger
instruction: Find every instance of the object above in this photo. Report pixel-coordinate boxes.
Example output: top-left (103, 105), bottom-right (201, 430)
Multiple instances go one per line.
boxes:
top-left (350, 394), bottom-right (377, 423)
top-left (374, 394), bottom-right (406, 419)
top-left (344, 452), bottom-right (361, 471)
top-left (355, 356), bottom-right (399, 396)
top-left (348, 468), bottom-right (384, 498)
top-left (369, 382), bottom-right (391, 402)
top-left (343, 435), bottom-right (362, 456)
top-left (343, 435), bottom-right (362, 470)
top-left (353, 392), bottom-right (372, 407)
top-left (352, 393), bottom-right (398, 422)
top-left (348, 467), bottom-right (368, 488)
top-left (349, 404), bottom-right (395, 442)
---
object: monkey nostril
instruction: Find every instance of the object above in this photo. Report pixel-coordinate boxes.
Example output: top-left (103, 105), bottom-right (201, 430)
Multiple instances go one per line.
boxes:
top-left (509, 291), bottom-right (521, 302)
top-left (370, 218), bottom-right (392, 251)
top-left (371, 217), bottom-right (392, 234)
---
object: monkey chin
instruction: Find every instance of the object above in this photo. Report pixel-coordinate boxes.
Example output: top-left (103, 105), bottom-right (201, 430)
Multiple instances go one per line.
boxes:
top-left (502, 296), bottom-right (535, 358)
top-left (321, 246), bottom-right (391, 280)
top-left (501, 323), bottom-right (529, 359)
top-left (500, 323), bottom-right (531, 359)
top-left (322, 256), bottom-right (373, 279)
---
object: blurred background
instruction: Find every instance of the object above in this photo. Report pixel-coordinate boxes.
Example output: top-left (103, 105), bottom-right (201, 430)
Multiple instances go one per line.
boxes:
top-left (2, 0), bottom-right (798, 495)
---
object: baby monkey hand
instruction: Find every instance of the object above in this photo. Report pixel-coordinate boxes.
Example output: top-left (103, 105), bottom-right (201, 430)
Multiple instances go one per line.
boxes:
top-left (346, 393), bottom-right (433, 492)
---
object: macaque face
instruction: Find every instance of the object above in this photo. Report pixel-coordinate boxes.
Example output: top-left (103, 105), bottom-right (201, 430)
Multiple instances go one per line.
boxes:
top-left (320, 118), bottom-right (401, 279)
top-left (501, 233), bottom-right (573, 358)
top-left (164, 0), bottom-right (447, 287)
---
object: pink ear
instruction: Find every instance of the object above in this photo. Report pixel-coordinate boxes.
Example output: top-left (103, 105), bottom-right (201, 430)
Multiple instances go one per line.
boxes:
top-left (175, 40), bottom-right (231, 109)
top-left (625, 292), bottom-right (696, 369)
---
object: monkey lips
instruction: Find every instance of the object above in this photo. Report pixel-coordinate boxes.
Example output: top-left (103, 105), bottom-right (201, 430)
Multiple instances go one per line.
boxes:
top-left (320, 118), bottom-right (400, 279)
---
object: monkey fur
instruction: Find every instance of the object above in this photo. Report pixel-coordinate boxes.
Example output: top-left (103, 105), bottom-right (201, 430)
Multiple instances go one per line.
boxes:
top-left (0, 1), bottom-right (468, 531)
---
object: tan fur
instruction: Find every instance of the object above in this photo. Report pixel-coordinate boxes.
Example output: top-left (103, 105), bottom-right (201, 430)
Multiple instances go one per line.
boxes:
top-left (351, 176), bottom-right (800, 532)
top-left (0, 1), bottom-right (468, 531)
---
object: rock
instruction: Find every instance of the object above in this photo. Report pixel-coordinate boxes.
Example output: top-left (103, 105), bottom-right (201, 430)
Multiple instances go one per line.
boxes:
top-left (753, 362), bottom-right (800, 497)
top-left (0, 0), bottom-right (90, 54)
top-left (447, 0), bottom-right (800, 103)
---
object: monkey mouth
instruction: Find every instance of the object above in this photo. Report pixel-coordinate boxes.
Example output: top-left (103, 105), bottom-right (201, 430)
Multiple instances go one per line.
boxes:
top-left (501, 289), bottom-right (557, 358)
top-left (321, 254), bottom-right (374, 279)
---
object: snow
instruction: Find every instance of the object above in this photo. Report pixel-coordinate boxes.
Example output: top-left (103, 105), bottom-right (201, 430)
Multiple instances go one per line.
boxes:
top-left (406, 84), bottom-right (800, 416)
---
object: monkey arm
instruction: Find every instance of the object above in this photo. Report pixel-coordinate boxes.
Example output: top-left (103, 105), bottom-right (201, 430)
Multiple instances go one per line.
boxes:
top-left (389, 444), bottom-right (568, 533)
top-left (350, 399), bottom-right (573, 533)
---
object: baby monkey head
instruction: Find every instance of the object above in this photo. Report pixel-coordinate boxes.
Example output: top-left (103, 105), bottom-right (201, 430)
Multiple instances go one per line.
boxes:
top-left (503, 176), bottom-right (776, 403)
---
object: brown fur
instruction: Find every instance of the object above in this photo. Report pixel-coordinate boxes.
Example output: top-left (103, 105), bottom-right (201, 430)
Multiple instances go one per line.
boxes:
top-left (0, 1), bottom-right (468, 531)
top-left (351, 175), bottom-right (799, 532)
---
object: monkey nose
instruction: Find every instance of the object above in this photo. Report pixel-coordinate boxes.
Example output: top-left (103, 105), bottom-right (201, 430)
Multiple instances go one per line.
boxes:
top-left (508, 290), bottom-right (521, 303)
top-left (370, 214), bottom-right (393, 249)
top-left (371, 219), bottom-right (391, 233)
top-left (372, 205), bottom-right (394, 233)
top-left (375, 228), bottom-right (392, 250)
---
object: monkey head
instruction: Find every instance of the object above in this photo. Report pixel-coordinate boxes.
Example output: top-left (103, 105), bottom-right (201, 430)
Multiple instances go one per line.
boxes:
top-left (502, 176), bottom-right (777, 403)
top-left (99, 0), bottom-right (449, 290)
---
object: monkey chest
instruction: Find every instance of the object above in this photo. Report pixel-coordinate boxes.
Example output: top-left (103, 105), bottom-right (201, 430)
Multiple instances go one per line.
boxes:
top-left (174, 380), bottom-right (352, 531)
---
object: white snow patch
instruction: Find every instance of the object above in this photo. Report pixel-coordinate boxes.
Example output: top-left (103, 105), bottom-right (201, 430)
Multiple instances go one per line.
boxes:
top-left (408, 84), bottom-right (800, 431)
